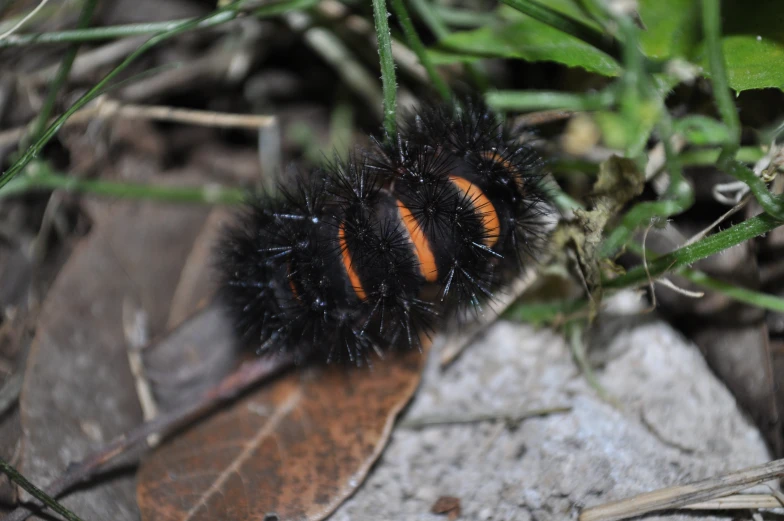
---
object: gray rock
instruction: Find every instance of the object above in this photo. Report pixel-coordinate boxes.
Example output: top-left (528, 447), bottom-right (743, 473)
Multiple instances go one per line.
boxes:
top-left (330, 319), bottom-right (771, 521)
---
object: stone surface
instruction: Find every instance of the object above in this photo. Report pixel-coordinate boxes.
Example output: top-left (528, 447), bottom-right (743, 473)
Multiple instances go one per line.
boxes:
top-left (330, 319), bottom-right (771, 521)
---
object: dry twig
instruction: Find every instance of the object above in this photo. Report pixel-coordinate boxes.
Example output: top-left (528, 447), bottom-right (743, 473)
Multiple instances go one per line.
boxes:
top-left (579, 457), bottom-right (784, 521)
top-left (0, 98), bottom-right (276, 148)
top-left (513, 109), bottom-right (574, 128)
top-left (682, 493), bottom-right (783, 510)
top-left (399, 406), bottom-right (571, 429)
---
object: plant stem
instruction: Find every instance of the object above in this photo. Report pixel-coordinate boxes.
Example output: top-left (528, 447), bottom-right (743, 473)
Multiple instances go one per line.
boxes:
top-left (679, 268), bottom-right (784, 313)
top-left (625, 241), bottom-right (784, 313)
top-left (0, 457), bottom-right (86, 521)
top-left (390, 0), bottom-right (451, 101)
top-left (604, 213), bottom-right (784, 290)
top-left (486, 89), bottom-right (616, 112)
top-left (717, 155), bottom-right (784, 219)
top-left (701, 0), bottom-right (740, 151)
top-left (371, 0), bottom-right (398, 138)
top-left (679, 147), bottom-right (764, 166)
top-left (1, 162), bottom-right (247, 204)
top-left (27, 0), bottom-right (98, 144)
top-left (0, 20), bottom-right (194, 47)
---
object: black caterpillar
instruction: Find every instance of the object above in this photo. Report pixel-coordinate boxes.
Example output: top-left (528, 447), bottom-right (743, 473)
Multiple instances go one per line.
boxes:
top-left (218, 99), bottom-right (549, 363)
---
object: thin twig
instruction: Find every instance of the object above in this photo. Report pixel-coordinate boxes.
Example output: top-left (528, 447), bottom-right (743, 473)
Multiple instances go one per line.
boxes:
top-left (682, 194), bottom-right (750, 247)
top-left (579, 457), bottom-right (784, 521)
top-left (513, 109), bottom-right (574, 128)
top-left (28, 36), bottom-right (147, 85)
top-left (1, 352), bottom-right (295, 521)
top-left (641, 226), bottom-right (704, 302)
top-left (654, 278), bottom-right (704, 298)
top-left (0, 99), bottom-right (276, 148)
top-left (399, 406), bottom-right (571, 429)
top-left (0, 0), bottom-right (53, 40)
top-left (96, 100), bottom-right (277, 128)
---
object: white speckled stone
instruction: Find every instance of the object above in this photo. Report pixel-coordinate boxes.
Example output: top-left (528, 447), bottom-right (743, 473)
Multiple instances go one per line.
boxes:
top-left (330, 319), bottom-right (771, 521)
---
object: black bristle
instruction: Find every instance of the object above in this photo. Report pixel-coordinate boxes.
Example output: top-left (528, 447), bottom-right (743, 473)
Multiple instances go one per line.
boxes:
top-left (216, 98), bottom-right (552, 364)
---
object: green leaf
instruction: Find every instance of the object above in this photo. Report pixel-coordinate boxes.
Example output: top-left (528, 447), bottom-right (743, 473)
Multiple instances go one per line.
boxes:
top-left (499, 0), bottom-right (616, 57)
top-left (716, 35), bottom-right (784, 92)
top-left (426, 48), bottom-right (481, 65)
top-left (435, 19), bottom-right (621, 76)
top-left (694, 0), bottom-right (784, 92)
top-left (499, 0), bottom-right (600, 29)
top-left (637, 0), bottom-right (700, 59)
top-left (504, 298), bottom-right (587, 326)
top-left (592, 112), bottom-right (628, 149)
top-left (722, 0), bottom-right (784, 43)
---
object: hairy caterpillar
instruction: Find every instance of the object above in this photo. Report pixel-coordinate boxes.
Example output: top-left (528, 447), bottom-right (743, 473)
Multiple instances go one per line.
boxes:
top-left (217, 99), bottom-right (550, 363)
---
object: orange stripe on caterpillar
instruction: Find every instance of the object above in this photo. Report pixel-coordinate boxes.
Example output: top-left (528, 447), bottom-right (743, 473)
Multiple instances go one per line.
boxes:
top-left (338, 223), bottom-right (367, 300)
top-left (287, 262), bottom-right (300, 300)
top-left (448, 175), bottom-right (500, 247)
top-left (397, 200), bottom-right (439, 282)
top-left (480, 151), bottom-right (526, 194)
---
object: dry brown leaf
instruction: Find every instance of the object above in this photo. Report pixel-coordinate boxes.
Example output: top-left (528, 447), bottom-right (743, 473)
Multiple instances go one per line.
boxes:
top-left (18, 199), bottom-right (209, 519)
top-left (140, 208), bottom-right (239, 411)
top-left (167, 207), bottom-right (234, 329)
top-left (137, 347), bottom-right (427, 521)
top-left (142, 302), bottom-right (237, 411)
